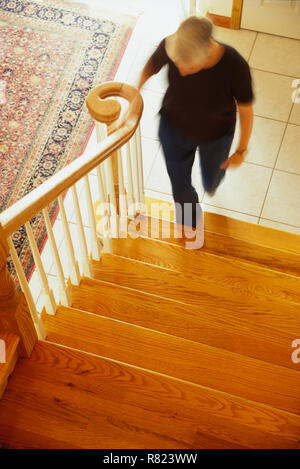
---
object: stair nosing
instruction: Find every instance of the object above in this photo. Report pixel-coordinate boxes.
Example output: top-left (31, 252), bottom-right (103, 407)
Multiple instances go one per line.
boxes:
top-left (133, 233), bottom-right (300, 277)
top-left (96, 253), bottom-right (300, 307)
top-left (138, 214), bottom-right (300, 256)
top-left (111, 237), bottom-right (300, 281)
top-left (76, 275), bottom-right (300, 340)
top-left (39, 338), bottom-right (300, 421)
top-left (82, 271), bottom-right (215, 310)
top-left (46, 304), bottom-right (300, 379)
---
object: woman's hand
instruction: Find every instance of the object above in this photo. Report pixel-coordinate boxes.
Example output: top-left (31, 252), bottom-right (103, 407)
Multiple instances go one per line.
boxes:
top-left (220, 151), bottom-right (245, 170)
top-left (107, 89), bottom-right (140, 135)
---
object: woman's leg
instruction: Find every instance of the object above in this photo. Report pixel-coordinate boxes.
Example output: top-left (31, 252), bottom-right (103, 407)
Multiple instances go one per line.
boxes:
top-left (158, 115), bottom-right (201, 227)
top-left (198, 124), bottom-right (236, 195)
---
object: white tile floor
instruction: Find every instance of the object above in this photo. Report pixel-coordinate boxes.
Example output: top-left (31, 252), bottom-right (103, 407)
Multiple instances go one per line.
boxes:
top-left (108, 0), bottom-right (300, 235)
top-left (28, 0), bottom-right (300, 309)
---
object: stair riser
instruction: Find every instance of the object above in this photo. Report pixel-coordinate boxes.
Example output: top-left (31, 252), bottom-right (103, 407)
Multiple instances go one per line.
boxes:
top-left (71, 281), bottom-right (299, 371)
top-left (43, 307), bottom-right (300, 414)
top-left (22, 341), bottom-right (300, 449)
top-left (127, 215), bottom-right (300, 276)
top-left (112, 238), bottom-right (300, 305)
top-left (92, 257), bottom-right (300, 336)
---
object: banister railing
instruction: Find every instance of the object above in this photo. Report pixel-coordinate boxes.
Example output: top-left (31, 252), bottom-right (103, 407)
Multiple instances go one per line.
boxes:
top-left (0, 82), bottom-right (144, 358)
top-left (0, 83), bottom-right (143, 238)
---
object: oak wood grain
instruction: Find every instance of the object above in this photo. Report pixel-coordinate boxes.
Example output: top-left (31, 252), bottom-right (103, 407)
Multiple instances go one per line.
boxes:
top-left (143, 201), bottom-right (300, 255)
top-left (127, 214), bottom-right (300, 276)
top-left (42, 305), bottom-right (300, 415)
top-left (92, 255), bottom-right (300, 338)
top-left (111, 237), bottom-right (300, 305)
top-left (231, 0), bottom-right (243, 29)
top-left (1, 342), bottom-right (299, 448)
top-left (0, 332), bottom-right (19, 400)
top-left (70, 278), bottom-right (299, 370)
top-left (207, 12), bottom-right (231, 29)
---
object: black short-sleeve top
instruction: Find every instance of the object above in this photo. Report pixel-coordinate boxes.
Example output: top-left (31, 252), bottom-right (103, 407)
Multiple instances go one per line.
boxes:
top-left (147, 38), bottom-right (254, 143)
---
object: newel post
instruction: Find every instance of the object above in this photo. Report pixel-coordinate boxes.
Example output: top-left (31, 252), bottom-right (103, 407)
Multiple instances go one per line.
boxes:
top-left (0, 225), bottom-right (38, 357)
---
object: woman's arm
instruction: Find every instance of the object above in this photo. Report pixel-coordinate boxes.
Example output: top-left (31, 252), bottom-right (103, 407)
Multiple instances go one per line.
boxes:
top-left (137, 60), bottom-right (158, 90)
top-left (236, 101), bottom-right (254, 152)
top-left (108, 62), bottom-right (157, 133)
top-left (109, 42), bottom-right (167, 133)
top-left (221, 101), bottom-right (253, 169)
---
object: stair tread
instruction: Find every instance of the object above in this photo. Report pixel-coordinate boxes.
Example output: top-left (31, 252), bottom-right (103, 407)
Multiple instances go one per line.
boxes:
top-left (92, 255), bottom-right (300, 337)
top-left (205, 211), bottom-right (300, 254)
top-left (127, 214), bottom-right (300, 276)
top-left (111, 237), bottom-right (300, 304)
top-left (42, 305), bottom-right (300, 415)
top-left (71, 277), bottom-right (298, 370)
top-left (1, 340), bottom-right (299, 449)
top-left (143, 201), bottom-right (300, 255)
top-left (0, 332), bottom-right (20, 400)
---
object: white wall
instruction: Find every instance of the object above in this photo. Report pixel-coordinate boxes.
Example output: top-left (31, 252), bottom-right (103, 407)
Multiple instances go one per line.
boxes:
top-left (208, 0), bottom-right (233, 17)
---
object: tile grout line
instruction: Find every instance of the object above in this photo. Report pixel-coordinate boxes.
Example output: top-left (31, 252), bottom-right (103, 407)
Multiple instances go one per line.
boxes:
top-left (246, 30), bottom-right (298, 226)
top-left (201, 202), bottom-right (258, 221)
top-left (242, 160), bottom-right (300, 177)
top-left (144, 143), bottom-right (162, 188)
top-left (259, 216), bottom-right (300, 231)
top-left (247, 31), bottom-right (259, 63)
top-left (257, 101), bottom-right (295, 224)
top-left (250, 67), bottom-right (300, 81)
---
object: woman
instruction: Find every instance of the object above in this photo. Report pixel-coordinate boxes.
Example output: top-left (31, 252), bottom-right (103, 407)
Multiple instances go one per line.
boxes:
top-left (136, 16), bottom-right (254, 248)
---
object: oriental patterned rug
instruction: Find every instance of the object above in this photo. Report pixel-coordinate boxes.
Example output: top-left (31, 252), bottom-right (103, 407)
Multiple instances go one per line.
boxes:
top-left (0, 0), bottom-right (137, 282)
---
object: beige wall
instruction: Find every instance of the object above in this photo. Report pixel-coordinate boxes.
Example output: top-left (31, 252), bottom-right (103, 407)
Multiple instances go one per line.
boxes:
top-left (209, 0), bottom-right (233, 17)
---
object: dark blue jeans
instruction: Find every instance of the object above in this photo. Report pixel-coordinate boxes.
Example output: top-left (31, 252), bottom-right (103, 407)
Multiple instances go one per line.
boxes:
top-left (158, 114), bottom-right (236, 227)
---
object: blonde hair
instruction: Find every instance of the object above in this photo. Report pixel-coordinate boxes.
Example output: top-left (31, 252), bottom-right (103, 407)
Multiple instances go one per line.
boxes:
top-left (166, 16), bottom-right (213, 64)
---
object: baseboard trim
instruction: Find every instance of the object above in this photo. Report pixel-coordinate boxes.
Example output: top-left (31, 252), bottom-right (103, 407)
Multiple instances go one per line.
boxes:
top-left (207, 12), bottom-right (232, 29)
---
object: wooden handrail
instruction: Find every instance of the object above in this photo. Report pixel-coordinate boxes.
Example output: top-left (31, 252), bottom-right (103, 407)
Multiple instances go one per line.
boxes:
top-left (0, 82), bottom-right (143, 238)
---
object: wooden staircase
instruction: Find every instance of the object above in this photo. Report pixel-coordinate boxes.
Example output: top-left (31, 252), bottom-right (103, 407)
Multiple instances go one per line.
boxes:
top-left (0, 212), bottom-right (300, 449)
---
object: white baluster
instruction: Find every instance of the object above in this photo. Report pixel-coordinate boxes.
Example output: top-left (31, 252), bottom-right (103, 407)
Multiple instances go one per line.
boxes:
top-left (25, 221), bottom-right (56, 316)
top-left (117, 148), bottom-right (128, 236)
top-left (130, 134), bottom-right (141, 207)
top-left (58, 195), bottom-right (81, 286)
top-left (7, 237), bottom-right (46, 340)
top-left (135, 124), bottom-right (145, 206)
top-left (126, 140), bottom-right (136, 218)
top-left (96, 165), bottom-right (112, 253)
top-left (95, 121), bottom-right (107, 141)
top-left (95, 122), bottom-right (113, 251)
top-left (71, 184), bottom-right (93, 278)
top-left (95, 123), bottom-right (109, 195)
top-left (42, 208), bottom-right (71, 306)
top-left (106, 157), bottom-right (118, 238)
top-left (84, 174), bottom-right (102, 260)
top-left (96, 164), bottom-right (106, 204)
top-left (102, 159), bottom-right (110, 201)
